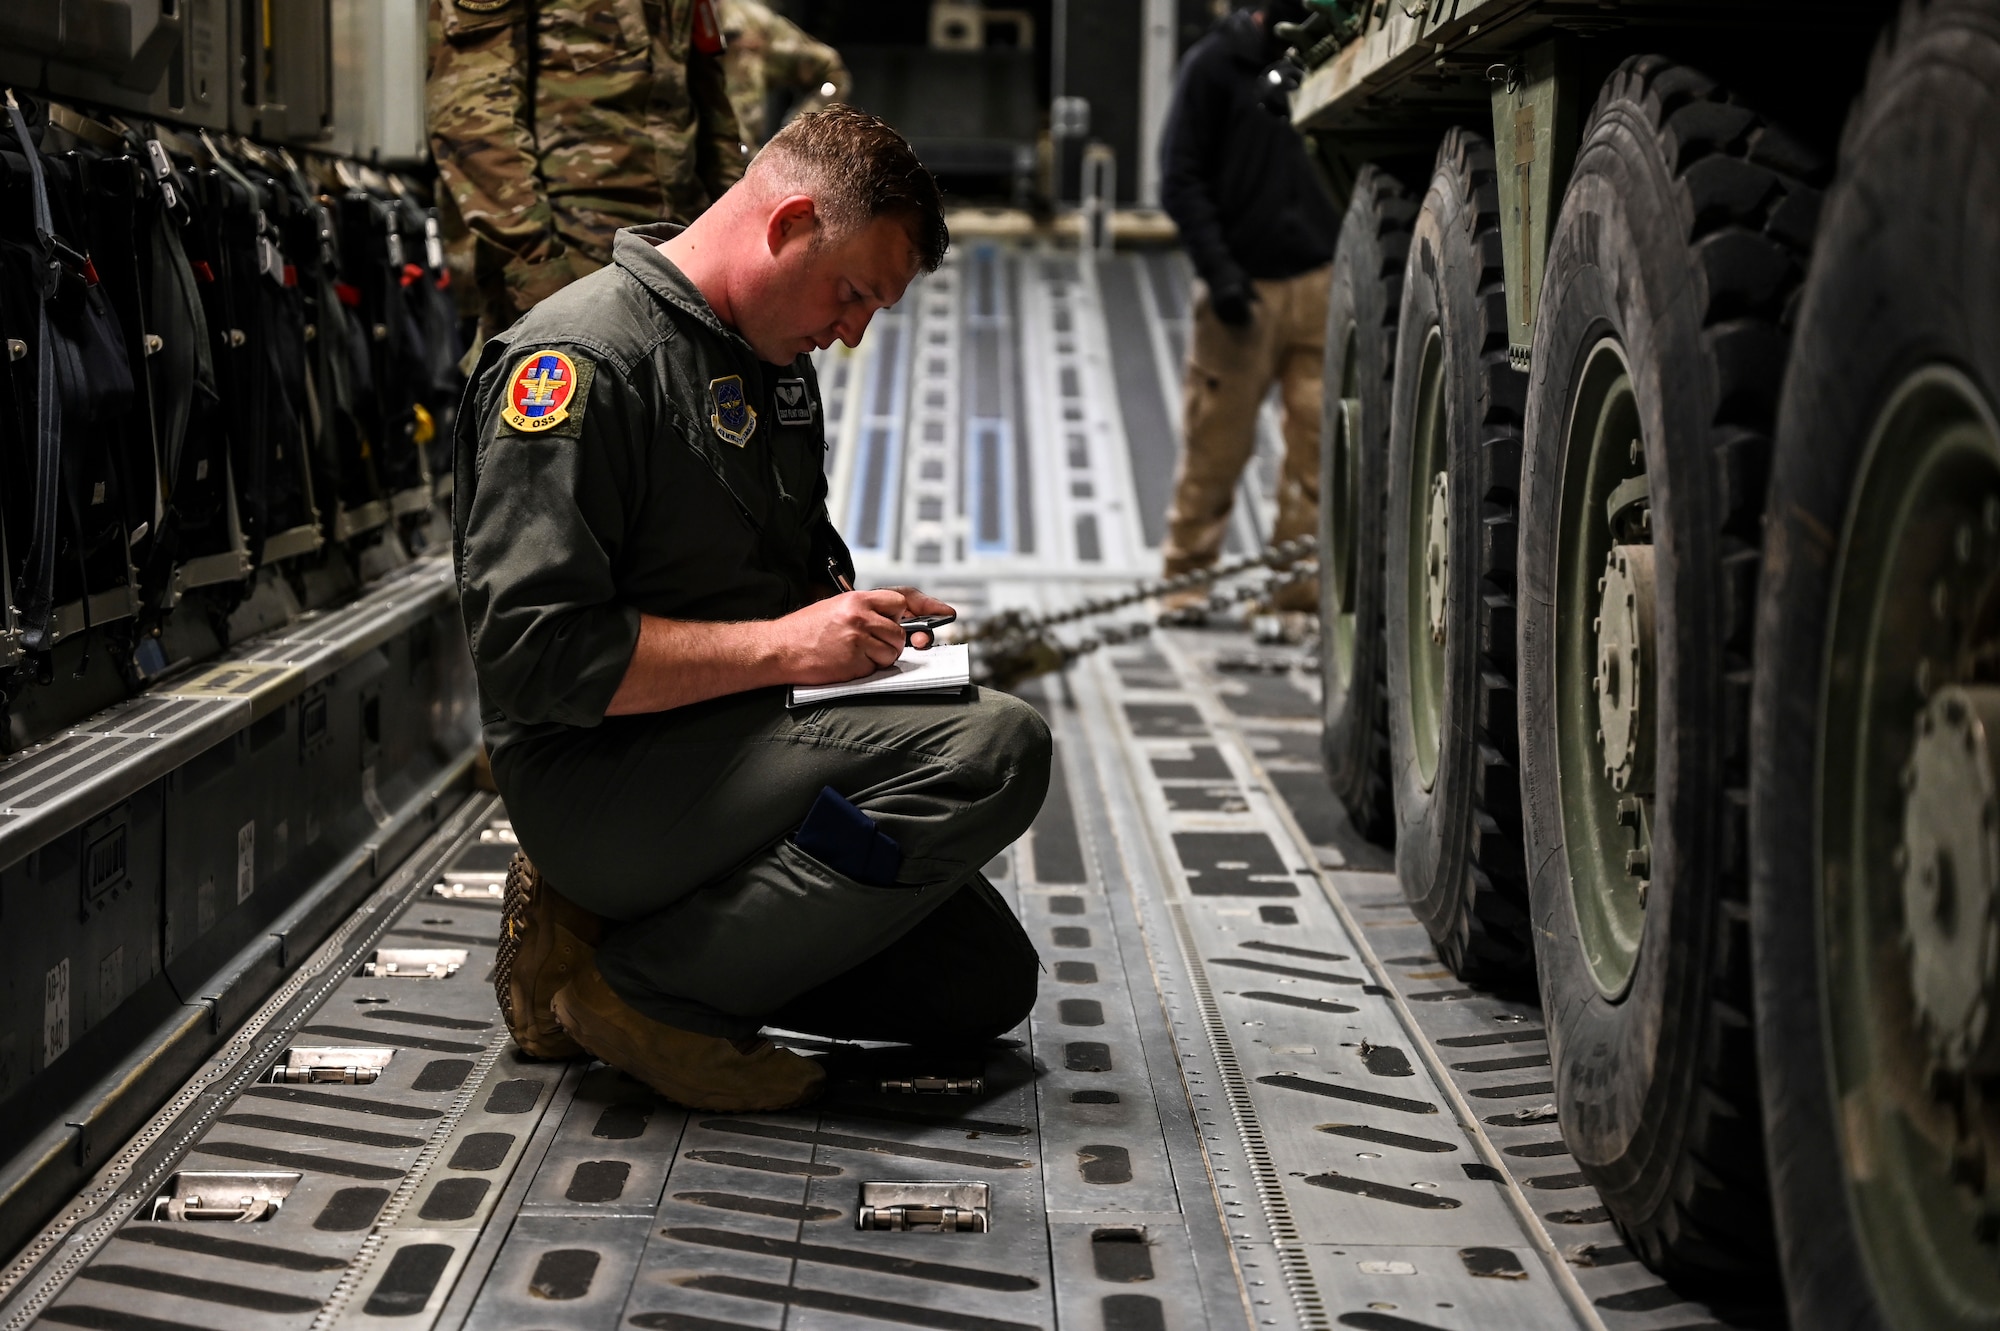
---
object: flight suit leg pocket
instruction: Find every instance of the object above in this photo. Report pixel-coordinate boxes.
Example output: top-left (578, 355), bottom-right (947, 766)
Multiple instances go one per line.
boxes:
top-left (650, 839), bottom-right (945, 1017)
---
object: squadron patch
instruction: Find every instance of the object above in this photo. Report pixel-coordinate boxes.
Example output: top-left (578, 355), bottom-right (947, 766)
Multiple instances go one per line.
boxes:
top-left (709, 374), bottom-right (757, 446)
top-left (773, 377), bottom-right (813, 426)
top-left (500, 350), bottom-right (580, 432)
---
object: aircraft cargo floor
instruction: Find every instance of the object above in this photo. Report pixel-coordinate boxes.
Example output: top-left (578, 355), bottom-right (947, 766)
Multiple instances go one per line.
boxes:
top-left (0, 244), bottom-right (1763, 1331)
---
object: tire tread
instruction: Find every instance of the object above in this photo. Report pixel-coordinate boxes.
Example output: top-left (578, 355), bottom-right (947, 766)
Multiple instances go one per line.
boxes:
top-left (1437, 127), bottom-right (1534, 985)
top-left (1575, 52), bottom-right (1822, 1284)
top-left (1320, 166), bottom-right (1417, 844)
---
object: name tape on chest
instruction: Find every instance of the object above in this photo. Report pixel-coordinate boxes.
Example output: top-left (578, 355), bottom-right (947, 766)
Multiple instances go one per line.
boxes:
top-left (501, 350), bottom-right (580, 432)
top-left (710, 373), bottom-right (758, 447)
top-left (774, 377), bottom-right (814, 426)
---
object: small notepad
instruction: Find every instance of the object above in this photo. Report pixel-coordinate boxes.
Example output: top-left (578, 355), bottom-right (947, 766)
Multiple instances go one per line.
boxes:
top-left (786, 643), bottom-right (972, 708)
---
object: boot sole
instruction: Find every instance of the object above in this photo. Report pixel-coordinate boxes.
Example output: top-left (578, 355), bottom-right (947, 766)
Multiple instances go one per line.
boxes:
top-left (549, 989), bottom-right (825, 1114)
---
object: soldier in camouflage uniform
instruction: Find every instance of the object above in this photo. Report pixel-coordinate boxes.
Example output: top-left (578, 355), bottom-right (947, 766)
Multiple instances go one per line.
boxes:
top-left (427, 0), bottom-right (748, 338)
top-left (718, 0), bottom-right (850, 149)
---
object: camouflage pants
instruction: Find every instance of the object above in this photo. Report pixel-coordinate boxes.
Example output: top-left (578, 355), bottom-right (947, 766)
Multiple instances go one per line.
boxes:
top-left (1163, 264), bottom-right (1330, 609)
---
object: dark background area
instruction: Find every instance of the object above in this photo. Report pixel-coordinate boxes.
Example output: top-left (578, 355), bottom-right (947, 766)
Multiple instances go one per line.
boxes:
top-left (762, 0), bottom-right (1233, 205)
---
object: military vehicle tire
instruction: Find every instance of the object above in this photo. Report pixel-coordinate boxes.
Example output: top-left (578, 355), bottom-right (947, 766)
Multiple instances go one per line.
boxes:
top-left (1319, 165), bottom-right (1415, 847)
top-left (1381, 129), bottom-right (1532, 984)
top-left (1517, 54), bottom-right (1820, 1288)
top-left (1753, 4), bottom-right (2000, 1327)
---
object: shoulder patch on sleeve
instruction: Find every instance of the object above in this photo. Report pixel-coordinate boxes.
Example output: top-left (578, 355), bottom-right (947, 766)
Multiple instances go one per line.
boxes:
top-left (499, 350), bottom-right (594, 438)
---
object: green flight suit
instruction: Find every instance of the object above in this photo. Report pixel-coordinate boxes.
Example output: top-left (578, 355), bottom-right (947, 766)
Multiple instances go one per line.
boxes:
top-left (453, 223), bottom-right (1049, 1041)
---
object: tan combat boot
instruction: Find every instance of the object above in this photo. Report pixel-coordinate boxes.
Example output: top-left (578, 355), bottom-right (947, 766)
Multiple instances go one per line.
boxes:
top-left (1264, 574), bottom-right (1320, 614)
top-left (1157, 586), bottom-right (1212, 625)
top-left (550, 962), bottom-right (826, 1112)
top-left (495, 853), bottom-right (602, 1059)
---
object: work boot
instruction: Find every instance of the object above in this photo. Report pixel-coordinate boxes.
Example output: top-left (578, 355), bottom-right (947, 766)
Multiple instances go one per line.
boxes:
top-left (550, 962), bottom-right (826, 1112)
top-left (1157, 586), bottom-right (1212, 625)
top-left (495, 852), bottom-right (602, 1059)
top-left (1265, 574), bottom-right (1319, 614)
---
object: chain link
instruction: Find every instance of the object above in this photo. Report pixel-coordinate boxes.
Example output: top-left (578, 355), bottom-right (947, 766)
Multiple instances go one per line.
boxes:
top-left (961, 536), bottom-right (1318, 688)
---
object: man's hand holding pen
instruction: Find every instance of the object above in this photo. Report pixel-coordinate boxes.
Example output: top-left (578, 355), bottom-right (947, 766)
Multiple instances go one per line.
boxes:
top-left (797, 560), bottom-right (954, 680)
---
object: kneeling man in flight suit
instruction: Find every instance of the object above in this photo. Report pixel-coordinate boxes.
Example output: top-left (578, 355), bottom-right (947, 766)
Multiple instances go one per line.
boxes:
top-left (455, 107), bottom-right (1051, 1112)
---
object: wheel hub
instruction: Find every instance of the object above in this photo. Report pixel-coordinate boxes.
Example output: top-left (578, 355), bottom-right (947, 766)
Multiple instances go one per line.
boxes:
top-left (1424, 470), bottom-right (1449, 645)
top-left (1593, 543), bottom-right (1657, 794)
top-left (1901, 683), bottom-right (2000, 1076)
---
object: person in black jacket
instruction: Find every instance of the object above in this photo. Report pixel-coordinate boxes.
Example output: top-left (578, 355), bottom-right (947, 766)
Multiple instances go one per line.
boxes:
top-left (1158, 0), bottom-right (1339, 611)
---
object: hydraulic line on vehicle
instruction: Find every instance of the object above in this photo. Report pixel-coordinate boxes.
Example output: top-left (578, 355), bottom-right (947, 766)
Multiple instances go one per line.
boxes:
top-left (960, 535), bottom-right (1317, 688)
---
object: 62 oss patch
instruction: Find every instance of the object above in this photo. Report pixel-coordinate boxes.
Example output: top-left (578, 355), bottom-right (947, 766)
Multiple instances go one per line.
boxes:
top-left (500, 350), bottom-right (586, 433)
top-left (709, 374), bottom-right (758, 447)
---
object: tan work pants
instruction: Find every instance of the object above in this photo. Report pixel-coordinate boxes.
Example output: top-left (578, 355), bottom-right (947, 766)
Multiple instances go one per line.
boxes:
top-left (1163, 265), bottom-right (1330, 605)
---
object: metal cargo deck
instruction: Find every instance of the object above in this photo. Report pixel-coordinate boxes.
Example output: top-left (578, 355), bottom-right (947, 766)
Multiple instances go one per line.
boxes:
top-left (0, 244), bottom-right (1762, 1331)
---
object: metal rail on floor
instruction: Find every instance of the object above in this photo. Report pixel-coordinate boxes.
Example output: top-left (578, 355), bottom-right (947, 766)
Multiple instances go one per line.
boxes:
top-left (0, 790), bottom-right (498, 1329)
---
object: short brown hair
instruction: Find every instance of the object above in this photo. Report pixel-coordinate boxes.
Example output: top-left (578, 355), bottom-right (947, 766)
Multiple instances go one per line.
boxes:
top-left (755, 105), bottom-right (949, 273)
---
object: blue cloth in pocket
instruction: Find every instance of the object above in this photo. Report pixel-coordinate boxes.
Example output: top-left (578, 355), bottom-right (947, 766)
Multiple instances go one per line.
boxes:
top-left (793, 786), bottom-right (904, 888)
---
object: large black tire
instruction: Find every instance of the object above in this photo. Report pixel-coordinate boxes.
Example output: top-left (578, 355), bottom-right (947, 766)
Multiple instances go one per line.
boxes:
top-left (1381, 129), bottom-right (1533, 984)
top-left (1753, 4), bottom-right (2000, 1328)
top-left (1518, 55), bottom-right (1821, 1288)
top-left (1319, 165), bottom-right (1414, 847)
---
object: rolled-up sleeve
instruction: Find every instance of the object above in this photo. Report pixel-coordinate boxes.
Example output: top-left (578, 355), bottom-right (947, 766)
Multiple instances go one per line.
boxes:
top-left (457, 346), bottom-right (644, 728)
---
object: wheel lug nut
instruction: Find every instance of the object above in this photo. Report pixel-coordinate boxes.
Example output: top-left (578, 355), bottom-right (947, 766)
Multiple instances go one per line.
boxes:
top-left (1625, 849), bottom-right (1650, 876)
top-left (1616, 797), bottom-right (1642, 827)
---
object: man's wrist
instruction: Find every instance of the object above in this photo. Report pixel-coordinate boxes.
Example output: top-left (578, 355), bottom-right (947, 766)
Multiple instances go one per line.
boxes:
top-left (739, 616), bottom-right (795, 687)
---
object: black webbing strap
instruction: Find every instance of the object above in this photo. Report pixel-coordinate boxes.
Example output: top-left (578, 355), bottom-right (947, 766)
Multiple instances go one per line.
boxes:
top-left (85, 149), bottom-right (162, 544)
top-left (130, 123), bottom-right (212, 499)
top-left (7, 91), bottom-right (66, 650)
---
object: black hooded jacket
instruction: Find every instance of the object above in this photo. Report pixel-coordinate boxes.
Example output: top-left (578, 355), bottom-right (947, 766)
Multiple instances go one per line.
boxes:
top-left (1159, 9), bottom-right (1340, 293)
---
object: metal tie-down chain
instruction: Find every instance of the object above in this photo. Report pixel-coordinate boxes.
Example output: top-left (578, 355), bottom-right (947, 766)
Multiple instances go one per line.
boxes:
top-left (957, 536), bottom-right (1318, 689)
